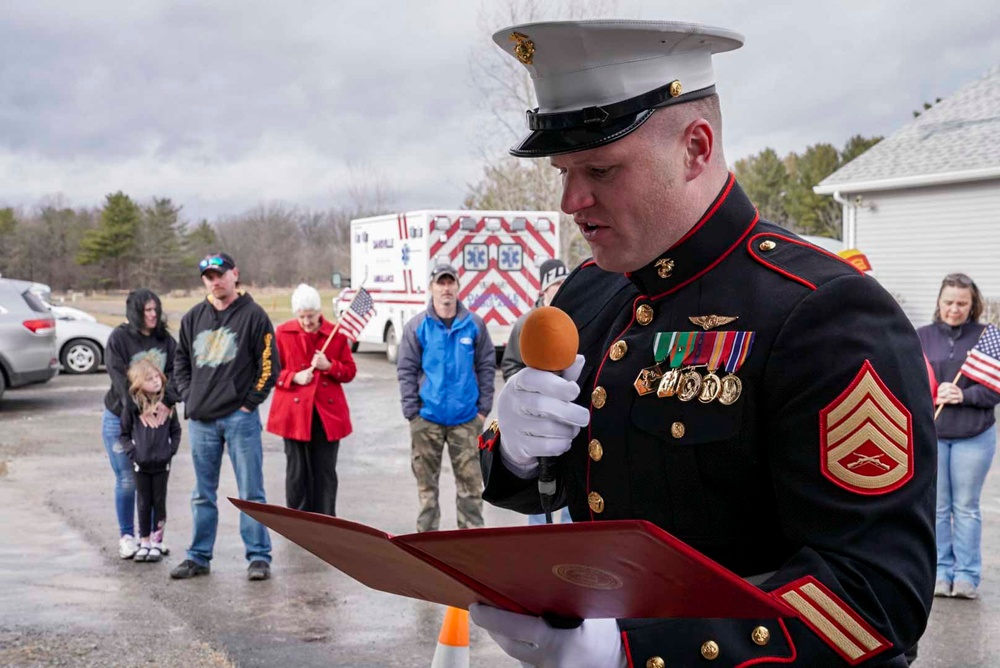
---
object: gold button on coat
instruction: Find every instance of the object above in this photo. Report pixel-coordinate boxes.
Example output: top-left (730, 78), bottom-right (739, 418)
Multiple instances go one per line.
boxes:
top-left (751, 626), bottom-right (770, 646)
top-left (610, 340), bottom-right (628, 361)
top-left (701, 640), bottom-right (720, 660)
top-left (588, 491), bottom-right (605, 513)
top-left (646, 658), bottom-right (665, 668)
top-left (671, 421), bottom-right (685, 438)
top-left (759, 240), bottom-right (776, 251)
top-left (588, 439), bottom-right (603, 461)
top-left (592, 386), bottom-right (607, 408)
top-left (636, 304), bottom-right (654, 325)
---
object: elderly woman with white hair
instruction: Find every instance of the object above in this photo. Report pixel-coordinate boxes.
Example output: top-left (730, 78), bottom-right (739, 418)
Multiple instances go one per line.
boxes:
top-left (266, 284), bottom-right (356, 516)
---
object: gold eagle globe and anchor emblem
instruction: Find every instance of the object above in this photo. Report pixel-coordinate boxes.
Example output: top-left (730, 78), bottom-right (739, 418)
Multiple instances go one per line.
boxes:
top-left (654, 258), bottom-right (675, 279)
top-left (509, 32), bottom-right (535, 65)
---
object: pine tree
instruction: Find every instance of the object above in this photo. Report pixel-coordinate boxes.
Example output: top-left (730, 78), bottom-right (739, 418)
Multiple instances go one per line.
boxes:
top-left (137, 197), bottom-right (187, 289)
top-left (182, 219), bottom-right (218, 269)
top-left (77, 191), bottom-right (141, 289)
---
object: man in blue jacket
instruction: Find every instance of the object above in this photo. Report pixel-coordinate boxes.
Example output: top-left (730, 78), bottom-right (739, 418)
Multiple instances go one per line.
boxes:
top-left (397, 262), bottom-right (495, 532)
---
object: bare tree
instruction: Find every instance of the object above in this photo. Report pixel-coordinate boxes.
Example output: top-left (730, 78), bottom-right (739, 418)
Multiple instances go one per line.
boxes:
top-left (466, 0), bottom-right (618, 268)
top-left (342, 161), bottom-right (398, 218)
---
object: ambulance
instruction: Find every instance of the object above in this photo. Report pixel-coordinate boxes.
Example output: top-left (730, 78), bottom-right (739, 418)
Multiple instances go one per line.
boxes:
top-left (335, 210), bottom-right (560, 364)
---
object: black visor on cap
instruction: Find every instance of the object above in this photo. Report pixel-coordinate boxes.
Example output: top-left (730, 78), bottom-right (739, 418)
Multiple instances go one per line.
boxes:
top-left (510, 84), bottom-right (716, 158)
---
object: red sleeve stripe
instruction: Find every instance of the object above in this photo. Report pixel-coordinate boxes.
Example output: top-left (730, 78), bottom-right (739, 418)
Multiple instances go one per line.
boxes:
top-left (774, 577), bottom-right (888, 665)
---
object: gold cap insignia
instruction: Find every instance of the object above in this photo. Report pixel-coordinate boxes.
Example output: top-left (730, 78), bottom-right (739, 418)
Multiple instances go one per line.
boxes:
top-left (669, 80), bottom-right (683, 97)
top-left (689, 315), bottom-right (739, 331)
top-left (654, 258), bottom-right (674, 279)
top-left (509, 32), bottom-right (535, 65)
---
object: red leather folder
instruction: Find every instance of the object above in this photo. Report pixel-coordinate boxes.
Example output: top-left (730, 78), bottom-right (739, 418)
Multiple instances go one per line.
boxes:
top-left (232, 499), bottom-right (794, 620)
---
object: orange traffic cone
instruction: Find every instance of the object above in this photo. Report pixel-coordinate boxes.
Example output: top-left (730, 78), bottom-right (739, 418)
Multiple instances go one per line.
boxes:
top-left (431, 606), bottom-right (469, 667)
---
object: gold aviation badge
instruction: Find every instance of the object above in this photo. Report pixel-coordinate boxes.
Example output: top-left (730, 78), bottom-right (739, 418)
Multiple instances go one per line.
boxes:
top-left (819, 360), bottom-right (913, 495)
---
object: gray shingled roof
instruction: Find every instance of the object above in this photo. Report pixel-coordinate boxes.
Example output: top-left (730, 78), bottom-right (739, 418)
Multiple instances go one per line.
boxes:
top-left (817, 65), bottom-right (1000, 190)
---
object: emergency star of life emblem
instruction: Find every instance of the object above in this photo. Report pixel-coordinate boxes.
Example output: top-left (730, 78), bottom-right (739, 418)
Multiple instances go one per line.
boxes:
top-left (819, 360), bottom-right (913, 495)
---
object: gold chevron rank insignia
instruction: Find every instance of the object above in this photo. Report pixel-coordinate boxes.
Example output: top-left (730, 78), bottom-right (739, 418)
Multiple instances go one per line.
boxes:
top-left (819, 360), bottom-right (912, 495)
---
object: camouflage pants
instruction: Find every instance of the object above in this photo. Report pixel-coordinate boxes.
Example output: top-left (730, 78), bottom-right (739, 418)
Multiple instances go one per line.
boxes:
top-left (410, 415), bottom-right (485, 532)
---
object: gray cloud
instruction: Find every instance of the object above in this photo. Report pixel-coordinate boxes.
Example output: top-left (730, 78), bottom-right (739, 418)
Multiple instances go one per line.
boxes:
top-left (0, 0), bottom-right (997, 221)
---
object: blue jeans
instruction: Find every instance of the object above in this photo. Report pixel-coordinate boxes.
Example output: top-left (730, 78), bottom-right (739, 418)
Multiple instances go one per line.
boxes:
top-left (186, 408), bottom-right (271, 566)
top-left (528, 508), bottom-right (572, 525)
top-left (101, 409), bottom-right (136, 537)
top-left (937, 425), bottom-right (997, 587)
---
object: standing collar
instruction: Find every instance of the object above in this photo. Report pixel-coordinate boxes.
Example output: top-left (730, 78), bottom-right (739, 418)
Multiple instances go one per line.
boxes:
top-left (626, 174), bottom-right (758, 298)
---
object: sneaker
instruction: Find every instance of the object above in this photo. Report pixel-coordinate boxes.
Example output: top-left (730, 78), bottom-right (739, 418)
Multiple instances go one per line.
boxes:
top-left (170, 559), bottom-right (210, 579)
top-left (145, 546), bottom-right (162, 563)
top-left (247, 560), bottom-right (271, 581)
top-left (134, 546), bottom-right (151, 563)
top-left (934, 580), bottom-right (952, 597)
top-left (118, 535), bottom-right (138, 560)
top-left (952, 581), bottom-right (978, 600)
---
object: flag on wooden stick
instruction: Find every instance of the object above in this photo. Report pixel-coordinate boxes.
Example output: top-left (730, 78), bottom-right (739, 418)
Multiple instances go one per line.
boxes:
top-left (960, 324), bottom-right (1000, 394)
top-left (338, 287), bottom-right (375, 343)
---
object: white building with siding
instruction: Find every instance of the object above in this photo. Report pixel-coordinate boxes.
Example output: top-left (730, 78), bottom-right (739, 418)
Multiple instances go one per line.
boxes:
top-left (815, 65), bottom-right (1000, 326)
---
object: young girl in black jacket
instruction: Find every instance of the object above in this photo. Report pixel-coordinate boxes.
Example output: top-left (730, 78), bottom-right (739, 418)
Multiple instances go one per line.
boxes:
top-left (119, 358), bottom-right (181, 563)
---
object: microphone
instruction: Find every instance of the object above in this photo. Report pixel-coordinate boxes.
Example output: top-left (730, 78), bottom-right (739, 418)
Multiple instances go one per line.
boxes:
top-left (518, 306), bottom-right (579, 514)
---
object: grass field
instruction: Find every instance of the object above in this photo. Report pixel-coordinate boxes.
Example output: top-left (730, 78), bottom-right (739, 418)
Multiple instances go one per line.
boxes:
top-left (53, 287), bottom-right (345, 331)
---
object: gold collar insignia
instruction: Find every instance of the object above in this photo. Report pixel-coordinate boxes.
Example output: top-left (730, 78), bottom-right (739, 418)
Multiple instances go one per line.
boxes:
top-left (654, 258), bottom-right (675, 279)
top-left (689, 315), bottom-right (738, 331)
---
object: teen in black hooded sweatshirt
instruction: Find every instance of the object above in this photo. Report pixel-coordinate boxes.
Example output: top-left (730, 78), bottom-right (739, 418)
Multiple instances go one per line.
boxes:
top-left (101, 289), bottom-right (178, 560)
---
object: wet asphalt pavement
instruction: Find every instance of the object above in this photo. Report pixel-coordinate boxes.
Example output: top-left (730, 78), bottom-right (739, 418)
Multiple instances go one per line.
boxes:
top-left (2, 350), bottom-right (1000, 667)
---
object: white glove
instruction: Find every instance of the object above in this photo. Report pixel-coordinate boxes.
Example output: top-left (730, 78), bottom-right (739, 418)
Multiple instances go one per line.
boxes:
top-left (470, 603), bottom-right (626, 668)
top-left (497, 354), bottom-right (590, 478)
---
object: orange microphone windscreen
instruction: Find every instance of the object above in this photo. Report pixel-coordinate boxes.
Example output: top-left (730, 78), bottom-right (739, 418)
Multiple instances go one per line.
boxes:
top-left (519, 306), bottom-right (579, 372)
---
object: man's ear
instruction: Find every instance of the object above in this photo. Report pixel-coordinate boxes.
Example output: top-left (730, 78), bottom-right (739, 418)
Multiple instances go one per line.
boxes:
top-left (683, 118), bottom-right (714, 181)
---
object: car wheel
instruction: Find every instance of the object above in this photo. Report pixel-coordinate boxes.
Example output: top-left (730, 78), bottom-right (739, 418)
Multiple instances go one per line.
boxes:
top-left (61, 339), bottom-right (101, 374)
top-left (385, 324), bottom-right (398, 365)
top-left (0, 369), bottom-right (6, 401)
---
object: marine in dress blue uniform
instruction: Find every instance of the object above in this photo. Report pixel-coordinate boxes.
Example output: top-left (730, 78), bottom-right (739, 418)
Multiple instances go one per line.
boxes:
top-left (476, 19), bottom-right (935, 668)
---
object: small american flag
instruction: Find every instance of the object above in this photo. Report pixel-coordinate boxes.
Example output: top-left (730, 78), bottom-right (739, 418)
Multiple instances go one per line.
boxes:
top-left (960, 324), bottom-right (1000, 394)
top-left (338, 287), bottom-right (375, 343)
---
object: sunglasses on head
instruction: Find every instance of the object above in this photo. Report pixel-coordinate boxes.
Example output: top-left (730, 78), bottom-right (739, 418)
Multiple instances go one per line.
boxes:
top-left (199, 256), bottom-right (226, 271)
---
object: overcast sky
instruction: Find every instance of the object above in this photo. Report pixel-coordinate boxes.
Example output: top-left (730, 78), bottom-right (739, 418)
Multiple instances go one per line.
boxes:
top-left (1, 0), bottom-right (997, 223)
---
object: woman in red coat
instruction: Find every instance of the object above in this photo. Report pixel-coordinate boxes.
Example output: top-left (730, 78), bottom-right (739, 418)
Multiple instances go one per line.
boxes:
top-left (267, 284), bottom-right (356, 516)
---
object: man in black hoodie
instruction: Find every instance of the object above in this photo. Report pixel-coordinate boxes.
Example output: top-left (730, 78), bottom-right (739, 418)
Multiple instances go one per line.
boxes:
top-left (169, 252), bottom-right (279, 582)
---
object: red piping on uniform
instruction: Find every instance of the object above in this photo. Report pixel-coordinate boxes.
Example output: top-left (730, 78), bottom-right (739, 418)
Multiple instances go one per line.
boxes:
top-left (585, 303), bottom-right (639, 520)
top-left (799, 236), bottom-right (864, 274)
top-left (580, 260), bottom-right (597, 269)
top-left (671, 172), bottom-right (736, 249)
top-left (622, 174), bottom-right (736, 281)
top-left (735, 618), bottom-right (797, 667)
top-left (647, 211), bottom-right (759, 301)
top-left (621, 631), bottom-right (633, 667)
top-left (747, 233), bottom-right (817, 290)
